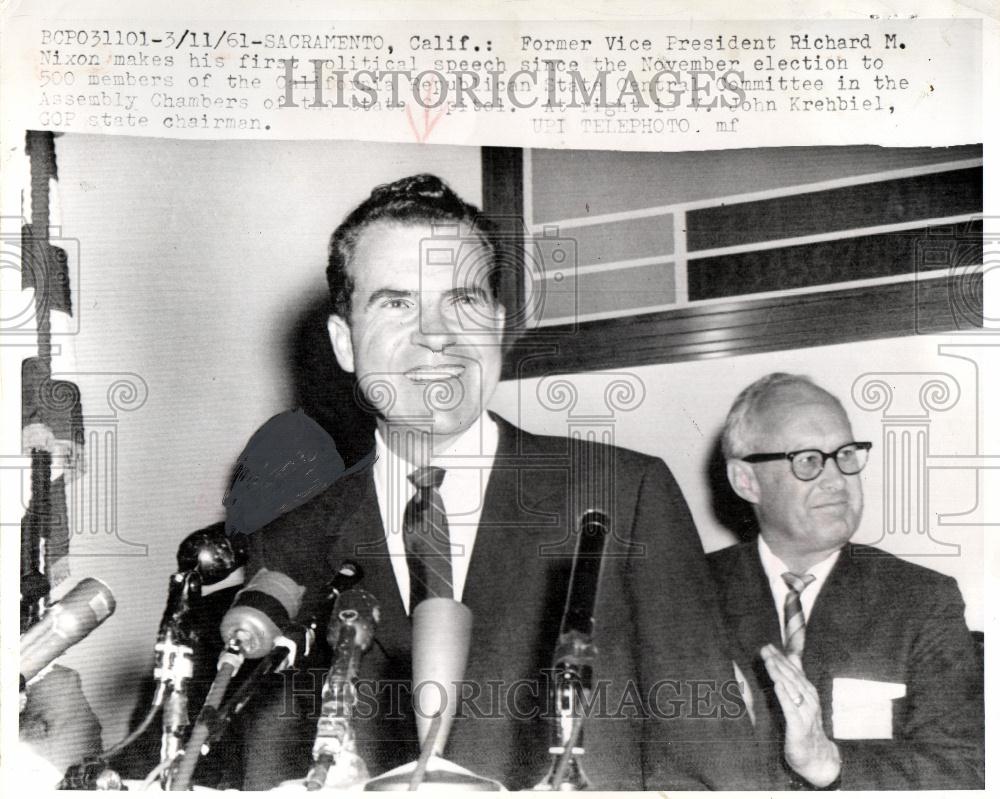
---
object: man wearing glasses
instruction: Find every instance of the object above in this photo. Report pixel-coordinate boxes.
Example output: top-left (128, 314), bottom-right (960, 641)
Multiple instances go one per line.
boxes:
top-left (709, 372), bottom-right (983, 790)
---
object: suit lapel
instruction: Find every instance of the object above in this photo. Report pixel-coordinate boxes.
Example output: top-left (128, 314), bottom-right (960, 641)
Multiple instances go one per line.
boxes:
top-left (462, 416), bottom-right (568, 631)
top-left (724, 544), bottom-right (782, 661)
top-left (321, 466), bottom-right (411, 662)
top-left (804, 548), bottom-right (864, 673)
top-left (802, 547), bottom-right (866, 734)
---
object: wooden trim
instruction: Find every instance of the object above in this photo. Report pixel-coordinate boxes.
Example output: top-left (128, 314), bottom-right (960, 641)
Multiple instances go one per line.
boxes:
top-left (501, 277), bottom-right (982, 380)
top-left (481, 147), bottom-right (526, 338)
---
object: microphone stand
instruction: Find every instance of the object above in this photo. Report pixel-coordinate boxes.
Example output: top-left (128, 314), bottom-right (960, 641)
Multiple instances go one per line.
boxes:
top-left (303, 590), bottom-right (379, 791)
top-left (171, 621), bottom-right (316, 791)
top-left (536, 633), bottom-right (594, 790)
top-left (154, 569), bottom-right (201, 789)
top-left (176, 561), bottom-right (358, 790)
top-left (534, 509), bottom-right (609, 791)
top-left (61, 529), bottom-right (245, 790)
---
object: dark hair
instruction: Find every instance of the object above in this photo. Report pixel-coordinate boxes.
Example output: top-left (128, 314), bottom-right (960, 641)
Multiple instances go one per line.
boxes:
top-left (326, 174), bottom-right (500, 318)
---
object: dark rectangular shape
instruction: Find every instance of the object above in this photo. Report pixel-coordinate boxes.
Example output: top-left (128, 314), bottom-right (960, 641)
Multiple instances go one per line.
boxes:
top-left (482, 147), bottom-right (526, 338)
top-left (687, 167), bottom-right (982, 251)
top-left (502, 277), bottom-right (982, 380)
top-left (687, 220), bottom-right (984, 301)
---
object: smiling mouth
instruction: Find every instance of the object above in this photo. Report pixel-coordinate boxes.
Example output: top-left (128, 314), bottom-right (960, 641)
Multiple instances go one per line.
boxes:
top-left (405, 365), bottom-right (466, 383)
top-left (812, 499), bottom-right (847, 510)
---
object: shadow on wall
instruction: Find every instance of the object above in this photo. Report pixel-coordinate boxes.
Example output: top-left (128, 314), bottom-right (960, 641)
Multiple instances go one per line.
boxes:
top-left (704, 431), bottom-right (759, 546)
top-left (286, 296), bottom-right (376, 468)
top-left (215, 296), bottom-right (378, 540)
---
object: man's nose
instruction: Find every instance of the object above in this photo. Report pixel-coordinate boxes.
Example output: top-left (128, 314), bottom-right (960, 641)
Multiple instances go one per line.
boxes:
top-left (411, 303), bottom-right (458, 351)
top-left (817, 455), bottom-right (847, 488)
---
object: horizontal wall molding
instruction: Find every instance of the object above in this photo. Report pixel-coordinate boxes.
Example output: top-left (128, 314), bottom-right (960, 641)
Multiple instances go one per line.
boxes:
top-left (501, 276), bottom-right (982, 380)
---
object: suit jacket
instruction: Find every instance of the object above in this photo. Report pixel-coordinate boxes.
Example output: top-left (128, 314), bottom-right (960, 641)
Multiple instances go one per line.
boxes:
top-left (708, 540), bottom-right (984, 790)
top-left (240, 415), bottom-right (756, 789)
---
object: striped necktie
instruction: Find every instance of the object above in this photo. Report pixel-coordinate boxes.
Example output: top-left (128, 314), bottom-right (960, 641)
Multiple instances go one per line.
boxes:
top-left (781, 571), bottom-right (816, 658)
top-left (403, 466), bottom-right (454, 611)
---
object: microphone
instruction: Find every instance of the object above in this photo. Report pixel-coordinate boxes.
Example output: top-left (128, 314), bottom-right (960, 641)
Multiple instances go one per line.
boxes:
top-left (554, 509), bottom-right (608, 672)
top-left (174, 566), bottom-right (333, 792)
top-left (536, 509), bottom-right (609, 791)
top-left (154, 566), bottom-right (205, 786)
top-left (20, 577), bottom-right (116, 686)
top-left (219, 567), bottom-right (306, 658)
top-left (304, 587), bottom-right (380, 790)
top-left (411, 599), bottom-right (473, 759)
top-left (366, 598), bottom-right (502, 791)
top-left (176, 524), bottom-right (243, 585)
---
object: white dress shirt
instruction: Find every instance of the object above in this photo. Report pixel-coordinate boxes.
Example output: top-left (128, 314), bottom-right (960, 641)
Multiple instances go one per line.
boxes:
top-left (372, 414), bottom-right (499, 613)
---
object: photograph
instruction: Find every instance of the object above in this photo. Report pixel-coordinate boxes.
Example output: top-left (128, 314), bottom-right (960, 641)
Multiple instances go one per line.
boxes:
top-left (3, 1), bottom-right (992, 793)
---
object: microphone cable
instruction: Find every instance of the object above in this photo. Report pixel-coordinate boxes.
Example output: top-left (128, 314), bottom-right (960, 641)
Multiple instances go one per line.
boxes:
top-left (169, 647), bottom-right (241, 791)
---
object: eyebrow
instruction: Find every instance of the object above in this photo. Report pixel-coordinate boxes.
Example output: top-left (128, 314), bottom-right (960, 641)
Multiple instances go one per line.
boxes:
top-left (364, 286), bottom-right (492, 309)
top-left (364, 288), bottom-right (413, 309)
top-left (445, 286), bottom-right (491, 302)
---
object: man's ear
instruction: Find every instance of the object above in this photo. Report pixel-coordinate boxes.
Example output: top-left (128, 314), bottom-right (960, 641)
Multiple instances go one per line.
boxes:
top-left (327, 314), bottom-right (355, 374)
top-left (727, 459), bottom-right (761, 505)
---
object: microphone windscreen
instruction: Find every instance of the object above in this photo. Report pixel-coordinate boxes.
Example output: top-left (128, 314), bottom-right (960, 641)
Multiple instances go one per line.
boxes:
top-left (20, 578), bottom-right (117, 682)
top-left (410, 598), bottom-right (472, 757)
top-left (220, 568), bottom-right (305, 657)
top-left (176, 522), bottom-right (239, 583)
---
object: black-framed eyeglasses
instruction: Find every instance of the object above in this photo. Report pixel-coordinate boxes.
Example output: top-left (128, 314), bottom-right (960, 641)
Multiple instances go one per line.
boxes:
top-left (741, 442), bottom-right (873, 482)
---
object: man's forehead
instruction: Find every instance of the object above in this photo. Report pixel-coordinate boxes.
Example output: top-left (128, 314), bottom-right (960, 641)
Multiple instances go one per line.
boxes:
top-left (752, 389), bottom-right (853, 447)
top-left (351, 221), bottom-right (491, 286)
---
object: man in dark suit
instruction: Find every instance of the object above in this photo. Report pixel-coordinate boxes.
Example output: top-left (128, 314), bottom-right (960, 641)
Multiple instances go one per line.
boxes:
top-left (709, 372), bottom-right (983, 790)
top-left (240, 174), bottom-right (754, 789)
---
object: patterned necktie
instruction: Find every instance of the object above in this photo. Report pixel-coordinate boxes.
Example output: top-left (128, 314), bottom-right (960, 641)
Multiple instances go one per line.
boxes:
top-left (781, 571), bottom-right (816, 658)
top-left (403, 466), bottom-right (454, 611)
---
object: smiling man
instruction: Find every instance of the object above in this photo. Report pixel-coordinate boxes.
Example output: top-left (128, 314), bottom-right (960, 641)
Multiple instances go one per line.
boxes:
top-left (240, 175), bottom-right (754, 790)
top-left (709, 372), bottom-right (983, 790)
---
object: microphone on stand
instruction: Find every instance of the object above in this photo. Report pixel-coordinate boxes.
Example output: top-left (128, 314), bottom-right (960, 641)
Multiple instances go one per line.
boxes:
top-left (154, 566), bottom-right (202, 787)
top-left (365, 598), bottom-right (503, 791)
top-left (155, 528), bottom-right (247, 789)
top-left (534, 509), bottom-right (609, 791)
top-left (212, 560), bottom-right (361, 733)
top-left (219, 567), bottom-right (306, 660)
top-left (20, 577), bottom-right (117, 688)
top-left (302, 587), bottom-right (380, 790)
top-left (169, 566), bottom-right (310, 791)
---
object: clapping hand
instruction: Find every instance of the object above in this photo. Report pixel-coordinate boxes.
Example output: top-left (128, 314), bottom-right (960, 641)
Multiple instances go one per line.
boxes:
top-left (760, 644), bottom-right (841, 788)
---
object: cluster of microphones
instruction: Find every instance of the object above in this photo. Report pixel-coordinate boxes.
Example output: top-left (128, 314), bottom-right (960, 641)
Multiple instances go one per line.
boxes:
top-left (21, 510), bottom-right (611, 791)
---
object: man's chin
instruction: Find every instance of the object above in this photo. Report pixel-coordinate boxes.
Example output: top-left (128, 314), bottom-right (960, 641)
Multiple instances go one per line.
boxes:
top-left (376, 409), bottom-right (477, 438)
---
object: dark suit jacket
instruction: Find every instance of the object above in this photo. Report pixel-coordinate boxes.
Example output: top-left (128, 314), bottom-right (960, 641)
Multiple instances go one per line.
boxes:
top-left (708, 540), bottom-right (984, 790)
top-left (240, 415), bottom-right (755, 789)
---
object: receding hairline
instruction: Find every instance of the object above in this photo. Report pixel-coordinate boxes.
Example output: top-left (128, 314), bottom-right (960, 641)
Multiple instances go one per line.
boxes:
top-left (723, 375), bottom-right (850, 459)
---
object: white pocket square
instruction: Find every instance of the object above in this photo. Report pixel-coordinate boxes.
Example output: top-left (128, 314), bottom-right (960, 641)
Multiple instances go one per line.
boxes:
top-left (832, 677), bottom-right (906, 740)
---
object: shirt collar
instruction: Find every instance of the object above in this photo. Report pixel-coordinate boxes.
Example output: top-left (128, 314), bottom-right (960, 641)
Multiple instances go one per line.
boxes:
top-left (374, 414), bottom-right (499, 491)
top-left (757, 535), bottom-right (841, 588)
